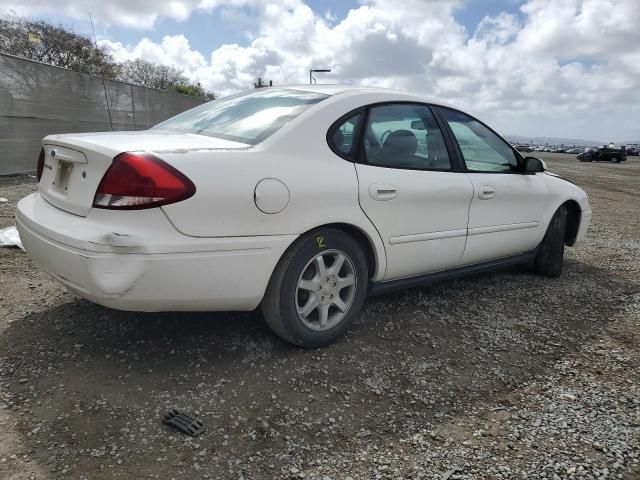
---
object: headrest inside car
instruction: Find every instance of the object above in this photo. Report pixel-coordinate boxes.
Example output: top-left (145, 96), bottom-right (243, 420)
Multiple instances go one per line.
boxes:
top-left (383, 130), bottom-right (418, 156)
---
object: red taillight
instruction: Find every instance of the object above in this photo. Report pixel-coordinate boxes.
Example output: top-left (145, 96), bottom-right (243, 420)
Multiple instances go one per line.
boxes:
top-left (93, 152), bottom-right (196, 210)
top-left (36, 148), bottom-right (45, 182)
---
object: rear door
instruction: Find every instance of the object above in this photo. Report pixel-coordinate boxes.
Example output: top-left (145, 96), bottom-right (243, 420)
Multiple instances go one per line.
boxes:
top-left (436, 107), bottom-right (549, 265)
top-left (346, 103), bottom-right (474, 280)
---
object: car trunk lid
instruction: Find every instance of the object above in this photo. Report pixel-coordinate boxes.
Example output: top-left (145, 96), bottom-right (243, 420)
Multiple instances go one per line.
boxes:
top-left (38, 131), bottom-right (249, 217)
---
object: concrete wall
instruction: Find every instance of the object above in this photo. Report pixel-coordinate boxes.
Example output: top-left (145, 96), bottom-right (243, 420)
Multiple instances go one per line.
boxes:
top-left (0, 53), bottom-right (206, 175)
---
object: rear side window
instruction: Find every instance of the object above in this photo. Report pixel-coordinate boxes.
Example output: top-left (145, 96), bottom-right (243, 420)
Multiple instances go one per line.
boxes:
top-left (329, 113), bottom-right (362, 156)
top-left (152, 89), bottom-right (328, 145)
top-left (439, 108), bottom-right (518, 172)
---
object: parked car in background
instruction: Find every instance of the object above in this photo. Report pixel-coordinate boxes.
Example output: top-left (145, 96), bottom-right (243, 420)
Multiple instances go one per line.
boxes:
top-left (16, 85), bottom-right (592, 348)
top-left (577, 146), bottom-right (627, 163)
top-left (565, 147), bottom-right (584, 154)
top-left (625, 146), bottom-right (639, 156)
top-left (515, 145), bottom-right (533, 153)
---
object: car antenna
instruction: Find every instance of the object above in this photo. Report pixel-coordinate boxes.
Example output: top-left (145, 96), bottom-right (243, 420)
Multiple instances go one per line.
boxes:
top-left (88, 12), bottom-right (113, 131)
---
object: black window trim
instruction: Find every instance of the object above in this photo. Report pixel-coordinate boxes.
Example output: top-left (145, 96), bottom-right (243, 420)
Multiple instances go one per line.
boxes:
top-left (432, 105), bottom-right (527, 175)
top-left (430, 104), bottom-right (465, 172)
top-left (326, 107), bottom-right (366, 161)
top-left (344, 101), bottom-right (464, 173)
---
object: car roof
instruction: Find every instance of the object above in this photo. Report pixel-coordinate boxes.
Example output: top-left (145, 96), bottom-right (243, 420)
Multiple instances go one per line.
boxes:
top-left (282, 84), bottom-right (368, 95)
top-left (274, 84), bottom-right (454, 109)
top-left (282, 83), bottom-right (392, 95)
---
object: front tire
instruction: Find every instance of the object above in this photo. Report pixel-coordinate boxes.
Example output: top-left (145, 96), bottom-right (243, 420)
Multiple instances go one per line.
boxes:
top-left (262, 228), bottom-right (368, 348)
top-left (533, 206), bottom-right (567, 278)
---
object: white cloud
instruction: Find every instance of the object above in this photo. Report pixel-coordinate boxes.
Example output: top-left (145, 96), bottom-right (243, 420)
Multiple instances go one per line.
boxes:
top-left (5, 0), bottom-right (640, 139)
top-left (0, 0), bottom-right (202, 29)
top-left (101, 35), bottom-right (207, 73)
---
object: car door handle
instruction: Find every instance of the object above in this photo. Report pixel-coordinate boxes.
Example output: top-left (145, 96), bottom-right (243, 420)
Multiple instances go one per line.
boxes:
top-left (478, 186), bottom-right (495, 200)
top-left (369, 183), bottom-right (398, 201)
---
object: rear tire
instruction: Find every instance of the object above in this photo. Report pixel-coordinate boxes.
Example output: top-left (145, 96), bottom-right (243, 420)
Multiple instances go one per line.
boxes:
top-left (533, 206), bottom-right (567, 278)
top-left (262, 228), bottom-right (368, 348)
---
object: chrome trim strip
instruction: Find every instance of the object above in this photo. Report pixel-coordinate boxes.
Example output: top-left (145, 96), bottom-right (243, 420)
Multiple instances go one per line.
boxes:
top-left (389, 228), bottom-right (467, 245)
top-left (468, 221), bottom-right (539, 236)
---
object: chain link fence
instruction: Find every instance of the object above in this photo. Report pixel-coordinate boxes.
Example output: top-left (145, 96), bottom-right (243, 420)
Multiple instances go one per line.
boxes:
top-left (0, 53), bottom-right (206, 175)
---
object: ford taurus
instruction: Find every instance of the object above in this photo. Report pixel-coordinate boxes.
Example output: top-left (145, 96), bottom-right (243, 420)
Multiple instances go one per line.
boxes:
top-left (16, 85), bottom-right (592, 347)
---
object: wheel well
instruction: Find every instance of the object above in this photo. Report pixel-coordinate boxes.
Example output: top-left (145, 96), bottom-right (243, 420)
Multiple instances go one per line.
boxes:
top-left (307, 223), bottom-right (377, 278)
top-left (563, 200), bottom-right (581, 246)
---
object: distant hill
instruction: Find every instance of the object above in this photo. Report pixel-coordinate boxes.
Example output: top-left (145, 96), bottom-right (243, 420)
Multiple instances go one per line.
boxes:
top-left (505, 135), bottom-right (640, 147)
top-left (504, 135), bottom-right (602, 147)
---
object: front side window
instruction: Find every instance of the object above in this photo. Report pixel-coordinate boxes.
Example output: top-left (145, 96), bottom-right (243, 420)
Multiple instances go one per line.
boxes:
top-left (152, 89), bottom-right (328, 145)
top-left (363, 104), bottom-right (451, 170)
top-left (439, 108), bottom-right (519, 172)
top-left (330, 113), bottom-right (362, 156)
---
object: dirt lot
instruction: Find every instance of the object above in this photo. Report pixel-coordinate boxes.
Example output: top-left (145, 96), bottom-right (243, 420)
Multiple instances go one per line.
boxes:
top-left (0, 153), bottom-right (639, 480)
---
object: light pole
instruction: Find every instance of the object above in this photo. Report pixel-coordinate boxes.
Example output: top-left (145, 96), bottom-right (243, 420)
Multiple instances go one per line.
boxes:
top-left (309, 69), bottom-right (331, 84)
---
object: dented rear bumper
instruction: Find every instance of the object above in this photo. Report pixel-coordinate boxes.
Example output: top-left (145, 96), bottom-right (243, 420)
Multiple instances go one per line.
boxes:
top-left (16, 193), bottom-right (295, 312)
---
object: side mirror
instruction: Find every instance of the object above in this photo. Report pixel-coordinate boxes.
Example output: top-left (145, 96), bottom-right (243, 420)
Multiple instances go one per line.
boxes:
top-left (524, 156), bottom-right (546, 173)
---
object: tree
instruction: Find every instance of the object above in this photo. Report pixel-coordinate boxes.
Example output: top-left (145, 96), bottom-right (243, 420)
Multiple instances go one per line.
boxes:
top-left (0, 17), bottom-right (215, 99)
top-left (118, 59), bottom-right (187, 90)
top-left (0, 18), bottom-right (120, 78)
top-left (120, 59), bottom-right (215, 98)
top-left (174, 82), bottom-right (216, 100)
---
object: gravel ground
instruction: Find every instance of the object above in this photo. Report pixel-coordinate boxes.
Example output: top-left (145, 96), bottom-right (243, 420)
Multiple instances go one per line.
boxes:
top-left (0, 153), bottom-right (639, 480)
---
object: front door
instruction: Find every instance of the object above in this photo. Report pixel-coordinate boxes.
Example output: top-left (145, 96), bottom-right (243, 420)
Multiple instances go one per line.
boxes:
top-left (436, 107), bottom-right (549, 265)
top-left (353, 103), bottom-right (474, 280)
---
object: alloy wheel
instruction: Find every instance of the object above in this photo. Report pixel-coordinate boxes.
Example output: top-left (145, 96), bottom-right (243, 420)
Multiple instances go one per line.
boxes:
top-left (295, 249), bottom-right (357, 331)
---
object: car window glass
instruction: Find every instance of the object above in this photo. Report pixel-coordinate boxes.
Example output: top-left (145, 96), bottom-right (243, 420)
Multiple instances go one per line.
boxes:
top-left (331, 113), bottom-right (361, 155)
top-left (152, 89), bottom-right (328, 146)
top-left (363, 104), bottom-right (451, 170)
top-left (440, 108), bottom-right (518, 172)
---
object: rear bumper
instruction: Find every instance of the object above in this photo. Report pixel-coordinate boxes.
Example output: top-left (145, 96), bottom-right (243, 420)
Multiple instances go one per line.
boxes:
top-left (16, 193), bottom-right (296, 311)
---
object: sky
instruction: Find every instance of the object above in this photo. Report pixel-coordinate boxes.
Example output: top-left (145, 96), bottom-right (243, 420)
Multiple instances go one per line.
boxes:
top-left (1, 0), bottom-right (639, 141)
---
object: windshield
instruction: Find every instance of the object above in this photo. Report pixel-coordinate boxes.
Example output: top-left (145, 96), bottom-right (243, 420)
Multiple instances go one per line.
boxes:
top-left (152, 89), bottom-right (329, 145)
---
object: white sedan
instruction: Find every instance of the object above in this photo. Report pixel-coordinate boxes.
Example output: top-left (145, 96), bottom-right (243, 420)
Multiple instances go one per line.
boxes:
top-left (16, 85), bottom-right (591, 348)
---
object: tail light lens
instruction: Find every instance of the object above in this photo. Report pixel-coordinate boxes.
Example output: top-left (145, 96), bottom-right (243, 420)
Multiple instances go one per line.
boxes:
top-left (93, 152), bottom-right (196, 210)
top-left (36, 148), bottom-right (45, 182)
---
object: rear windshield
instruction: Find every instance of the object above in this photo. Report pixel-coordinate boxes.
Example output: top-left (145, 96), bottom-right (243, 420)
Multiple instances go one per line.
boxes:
top-left (152, 89), bottom-right (329, 145)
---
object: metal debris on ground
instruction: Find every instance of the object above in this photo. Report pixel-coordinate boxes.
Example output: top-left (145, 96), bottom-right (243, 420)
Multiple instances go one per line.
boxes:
top-left (162, 409), bottom-right (205, 437)
top-left (440, 466), bottom-right (461, 480)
